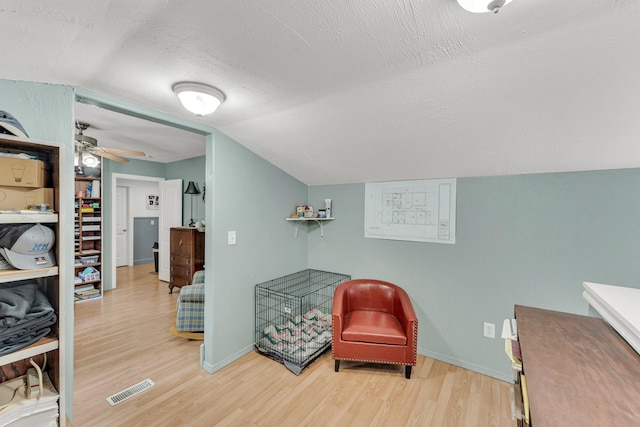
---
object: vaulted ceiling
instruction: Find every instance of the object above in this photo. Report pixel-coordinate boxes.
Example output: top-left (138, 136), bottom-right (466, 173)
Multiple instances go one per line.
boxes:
top-left (2, 1), bottom-right (639, 185)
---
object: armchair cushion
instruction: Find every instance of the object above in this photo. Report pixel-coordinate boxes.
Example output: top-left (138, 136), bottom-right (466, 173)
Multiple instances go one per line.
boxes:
top-left (343, 311), bottom-right (406, 345)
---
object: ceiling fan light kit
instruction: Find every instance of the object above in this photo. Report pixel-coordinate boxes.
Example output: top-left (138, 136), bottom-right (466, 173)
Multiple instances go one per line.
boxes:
top-left (81, 153), bottom-right (100, 167)
top-left (74, 121), bottom-right (146, 164)
top-left (457, 0), bottom-right (512, 13)
top-left (172, 82), bottom-right (226, 117)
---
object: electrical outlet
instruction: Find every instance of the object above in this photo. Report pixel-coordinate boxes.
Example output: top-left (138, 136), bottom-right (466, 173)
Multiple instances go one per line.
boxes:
top-left (483, 322), bottom-right (495, 339)
top-left (228, 231), bottom-right (236, 245)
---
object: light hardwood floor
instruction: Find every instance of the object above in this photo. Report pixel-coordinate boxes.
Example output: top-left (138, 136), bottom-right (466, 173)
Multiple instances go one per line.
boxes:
top-left (73, 264), bottom-right (515, 427)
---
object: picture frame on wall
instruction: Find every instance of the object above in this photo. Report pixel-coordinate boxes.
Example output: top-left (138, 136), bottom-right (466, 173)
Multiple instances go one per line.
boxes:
top-left (147, 194), bottom-right (159, 209)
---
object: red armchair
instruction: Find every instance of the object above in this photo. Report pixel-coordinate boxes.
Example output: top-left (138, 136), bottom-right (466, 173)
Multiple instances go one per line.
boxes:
top-left (331, 279), bottom-right (418, 379)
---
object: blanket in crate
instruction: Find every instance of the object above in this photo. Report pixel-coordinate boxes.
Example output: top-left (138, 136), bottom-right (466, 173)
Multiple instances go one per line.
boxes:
top-left (0, 283), bottom-right (57, 356)
top-left (259, 308), bottom-right (332, 360)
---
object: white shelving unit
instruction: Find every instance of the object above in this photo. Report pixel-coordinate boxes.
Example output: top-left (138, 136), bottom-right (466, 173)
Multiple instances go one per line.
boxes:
top-left (285, 217), bottom-right (335, 238)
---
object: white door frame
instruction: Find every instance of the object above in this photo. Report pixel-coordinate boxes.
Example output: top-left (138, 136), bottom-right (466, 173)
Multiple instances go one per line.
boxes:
top-left (115, 186), bottom-right (130, 267)
top-left (111, 173), bottom-right (164, 289)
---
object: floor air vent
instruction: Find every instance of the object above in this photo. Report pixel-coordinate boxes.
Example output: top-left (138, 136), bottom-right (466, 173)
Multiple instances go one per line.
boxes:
top-left (106, 378), bottom-right (155, 406)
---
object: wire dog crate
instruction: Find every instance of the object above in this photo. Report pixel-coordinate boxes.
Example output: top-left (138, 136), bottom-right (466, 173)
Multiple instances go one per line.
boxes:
top-left (255, 269), bottom-right (351, 374)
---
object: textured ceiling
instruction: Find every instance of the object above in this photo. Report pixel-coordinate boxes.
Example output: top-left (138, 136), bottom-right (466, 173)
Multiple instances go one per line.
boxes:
top-left (1, 1), bottom-right (639, 184)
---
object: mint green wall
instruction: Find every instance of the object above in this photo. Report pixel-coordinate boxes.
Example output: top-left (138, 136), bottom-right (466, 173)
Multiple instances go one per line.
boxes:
top-left (101, 158), bottom-right (166, 290)
top-left (308, 169), bottom-right (640, 380)
top-left (165, 156), bottom-right (206, 226)
top-left (203, 130), bottom-right (308, 371)
top-left (0, 80), bottom-right (75, 422)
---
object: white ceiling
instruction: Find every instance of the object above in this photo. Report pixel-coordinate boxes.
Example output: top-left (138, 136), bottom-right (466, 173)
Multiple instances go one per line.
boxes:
top-left (74, 102), bottom-right (204, 163)
top-left (2, 1), bottom-right (639, 185)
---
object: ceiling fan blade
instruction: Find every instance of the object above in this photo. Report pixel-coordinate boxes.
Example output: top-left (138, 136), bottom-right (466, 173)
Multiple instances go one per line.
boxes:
top-left (91, 150), bottom-right (129, 163)
top-left (101, 147), bottom-right (146, 157)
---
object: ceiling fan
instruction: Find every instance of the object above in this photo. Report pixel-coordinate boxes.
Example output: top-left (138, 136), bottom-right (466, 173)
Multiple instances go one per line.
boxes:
top-left (75, 121), bottom-right (146, 164)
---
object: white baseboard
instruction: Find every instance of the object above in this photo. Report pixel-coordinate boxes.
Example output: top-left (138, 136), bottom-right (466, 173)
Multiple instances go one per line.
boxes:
top-left (201, 344), bottom-right (254, 374)
top-left (418, 347), bottom-right (512, 383)
top-left (199, 343), bottom-right (512, 383)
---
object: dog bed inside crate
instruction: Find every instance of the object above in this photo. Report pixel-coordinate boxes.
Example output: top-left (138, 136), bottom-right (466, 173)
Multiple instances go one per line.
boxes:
top-left (254, 269), bottom-right (350, 374)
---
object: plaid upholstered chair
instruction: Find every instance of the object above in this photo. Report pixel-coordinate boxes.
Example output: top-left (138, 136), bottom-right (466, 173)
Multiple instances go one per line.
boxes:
top-left (170, 270), bottom-right (205, 339)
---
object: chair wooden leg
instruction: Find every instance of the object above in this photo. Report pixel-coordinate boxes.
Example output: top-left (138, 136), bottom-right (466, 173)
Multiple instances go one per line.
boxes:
top-left (405, 365), bottom-right (412, 379)
top-left (335, 360), bottom-right (340, 372)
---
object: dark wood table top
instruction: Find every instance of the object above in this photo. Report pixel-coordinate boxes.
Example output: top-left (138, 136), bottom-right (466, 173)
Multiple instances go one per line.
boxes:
top-left (515, 305), bottom-right (640, 427)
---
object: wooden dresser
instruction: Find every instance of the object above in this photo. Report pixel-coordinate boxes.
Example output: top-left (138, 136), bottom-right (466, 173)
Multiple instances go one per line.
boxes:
top-left (514, 305), bottom-right (640, 426)
top-left (169, 227), bottom-right (205, 294)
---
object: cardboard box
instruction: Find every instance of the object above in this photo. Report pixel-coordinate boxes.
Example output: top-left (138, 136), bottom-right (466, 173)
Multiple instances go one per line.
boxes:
top-left (0, 187), bottom-right (54, 210)
top-left (0, 157), bottom-right (47, 188)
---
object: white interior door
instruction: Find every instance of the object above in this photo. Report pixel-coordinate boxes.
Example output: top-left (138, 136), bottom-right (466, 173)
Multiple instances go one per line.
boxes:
top-left (115, 186), bottom-right (129, 267)
top-left (158, 179), bottom-right (182, 282)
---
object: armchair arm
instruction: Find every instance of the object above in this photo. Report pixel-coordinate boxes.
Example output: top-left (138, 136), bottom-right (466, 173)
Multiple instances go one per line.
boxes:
top-left (393, 288), bottom-right (418, 363)
top-left (179, 283), bottom-right (204, 303)
top-left (193, 270), bottom-right (205, 285)
top-left (179, 270), bottom-right (205, 303)
top-left (332, 282), bottom-right (349, 339)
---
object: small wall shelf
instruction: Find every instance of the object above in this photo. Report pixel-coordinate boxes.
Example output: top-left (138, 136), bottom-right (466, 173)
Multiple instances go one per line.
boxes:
top-left (285, 217), bottom-right (334, 238)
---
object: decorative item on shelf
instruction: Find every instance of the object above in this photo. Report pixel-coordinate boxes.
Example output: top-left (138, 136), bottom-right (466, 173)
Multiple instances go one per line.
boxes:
top-left (184, 181), bottom-right (201, 227)
top-left (304, 206), bottom-right (314, 218)
top-left (325, 199), bottom-right (332, 218)
top-left (318, 209), bottom-right (326, 218)
top-left (296, 206), bottom-right (304, 217)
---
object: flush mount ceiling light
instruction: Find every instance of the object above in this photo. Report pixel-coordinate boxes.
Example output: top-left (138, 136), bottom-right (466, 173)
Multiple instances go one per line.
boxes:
top-left (172, 82), bottom-right (226, 117)
top-left (457, 0), bottom-right (513, 13)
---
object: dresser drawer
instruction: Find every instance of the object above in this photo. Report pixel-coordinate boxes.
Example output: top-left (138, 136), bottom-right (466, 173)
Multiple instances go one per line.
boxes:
top-left (170, 254), bottom-right (192, 268)
top-left (170, 265), bottom-right (191, 279)
top-left (171, 232), bottom-right (193, 256)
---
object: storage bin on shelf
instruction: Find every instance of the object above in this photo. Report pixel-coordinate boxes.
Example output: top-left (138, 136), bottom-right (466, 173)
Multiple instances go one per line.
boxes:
top-left (79, 255), bottom-right (99, 265)
top-left (78, 267), bottom-right (100, 282)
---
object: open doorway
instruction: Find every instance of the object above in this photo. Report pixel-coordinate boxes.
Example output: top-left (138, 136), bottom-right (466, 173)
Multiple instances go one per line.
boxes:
top-left (74, 101), bottom-right (206, 291)
top-left (110, 174), bottom-right (166, 289)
